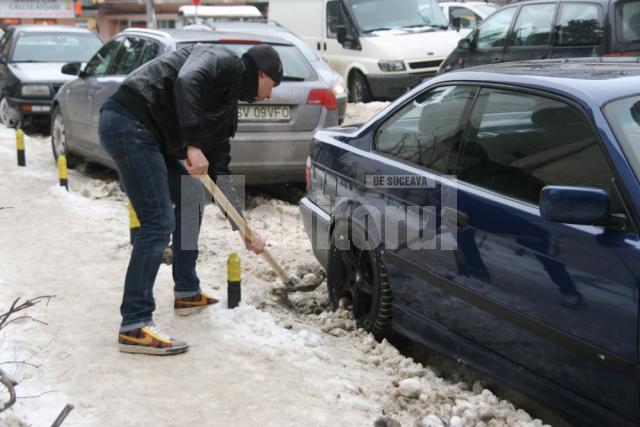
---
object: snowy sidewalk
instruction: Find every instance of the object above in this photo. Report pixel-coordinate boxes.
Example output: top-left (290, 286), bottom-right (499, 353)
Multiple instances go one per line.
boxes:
top-left (0, 119), bottom-right (547, 427)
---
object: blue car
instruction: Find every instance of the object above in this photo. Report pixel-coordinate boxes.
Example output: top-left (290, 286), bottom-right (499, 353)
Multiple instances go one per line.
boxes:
top-left (300, 58), bottom-right (640, 426)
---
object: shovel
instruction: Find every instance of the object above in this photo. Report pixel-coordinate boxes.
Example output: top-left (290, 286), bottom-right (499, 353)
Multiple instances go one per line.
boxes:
top-left (198, 175), bottom-right (292, 286)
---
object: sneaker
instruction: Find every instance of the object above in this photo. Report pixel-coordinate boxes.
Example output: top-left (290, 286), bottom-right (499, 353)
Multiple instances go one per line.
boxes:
top-left (174, 291), bottom-right (219, 316)
top-left (118, 325), bottom-right (189, 356)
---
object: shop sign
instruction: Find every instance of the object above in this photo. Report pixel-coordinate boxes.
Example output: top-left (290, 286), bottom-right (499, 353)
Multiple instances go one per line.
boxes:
top-left (0, 0), bottom-right (74, 19)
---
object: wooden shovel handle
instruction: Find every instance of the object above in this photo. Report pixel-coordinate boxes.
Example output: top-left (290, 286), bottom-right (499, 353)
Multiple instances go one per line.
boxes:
top-left (198, 175), bottom-right (290, 285)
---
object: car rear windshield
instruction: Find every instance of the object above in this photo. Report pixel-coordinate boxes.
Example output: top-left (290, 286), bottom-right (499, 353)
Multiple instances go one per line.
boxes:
top-left (604, 95), bottom-right (640, 178)
top-left (177, 42), bottom-right (315, 81)
top-left (12, 32), bottom-right (102, 63)
top-left (620, 0), bottom-right (640, 43)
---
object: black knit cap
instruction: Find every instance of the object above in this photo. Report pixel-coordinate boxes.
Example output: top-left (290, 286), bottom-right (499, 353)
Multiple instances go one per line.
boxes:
top-left (245, 44), bottom-right (283, 87)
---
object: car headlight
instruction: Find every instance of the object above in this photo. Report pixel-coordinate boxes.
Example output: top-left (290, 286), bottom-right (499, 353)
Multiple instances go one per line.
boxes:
top-left (378, 60), bottom-right (405, 72)
top-left (332, 77), bottom-right (347, 96)
top-left (21, 84), bottom-right (51, 97)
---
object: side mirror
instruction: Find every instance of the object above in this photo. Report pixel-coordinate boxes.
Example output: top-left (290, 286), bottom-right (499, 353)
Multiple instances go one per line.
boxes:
top-left (336, 25), bottom-right (347, 45)
top-left (452, 17), bottom-right (461, 32)
top-left (61, 62), bottom-right (81, 76)
top-left (457, 38), bottom-right (472, 50)
top-left (539, 186), bottom-right (610, 225)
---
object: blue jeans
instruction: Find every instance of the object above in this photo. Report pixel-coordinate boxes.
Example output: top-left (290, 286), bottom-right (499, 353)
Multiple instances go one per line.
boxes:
top-left (99, 107), bottom-right (207, 331)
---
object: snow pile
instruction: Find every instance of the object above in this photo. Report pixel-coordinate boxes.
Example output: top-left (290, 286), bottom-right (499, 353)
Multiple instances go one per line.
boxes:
top-left (209, 303), bottom-right (323, 354)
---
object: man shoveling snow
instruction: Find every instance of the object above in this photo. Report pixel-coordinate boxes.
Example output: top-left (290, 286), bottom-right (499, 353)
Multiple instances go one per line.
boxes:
top-left (98, 43), bottom-right (283, 355)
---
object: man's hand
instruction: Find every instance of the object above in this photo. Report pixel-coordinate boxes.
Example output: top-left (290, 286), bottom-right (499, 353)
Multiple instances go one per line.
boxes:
top-left (185, 146), bottom-right (209, 177)
top-left (244, 233), bottom-right (266, 255)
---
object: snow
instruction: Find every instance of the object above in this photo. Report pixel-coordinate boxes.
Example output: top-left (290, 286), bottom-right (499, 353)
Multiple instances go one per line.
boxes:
top-left (0, 104), bottom-right (549, 427)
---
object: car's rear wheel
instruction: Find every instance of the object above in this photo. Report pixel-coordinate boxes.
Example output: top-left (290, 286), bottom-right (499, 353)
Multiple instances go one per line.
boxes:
top-left (0, 96), bottom-right (17, 128)
top-left (349, 72), bottom-right (373, 103)
top-left (51, 105), bottom-right (79, 167)
top-left (327, 220), bottom-right (392, 340)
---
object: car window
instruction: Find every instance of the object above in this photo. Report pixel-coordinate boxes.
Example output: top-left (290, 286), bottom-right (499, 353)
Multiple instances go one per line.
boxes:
top-left (139, 40), bottom-right (161, 65)
top-left (375, 85), bottom-right (477, 174)
top-left (450, 6), bottom-right (482, 29)
top-left (109, 36), bottom-right (147, 75)
top-left (457, 88), bottom-right (616, 206)
top-left (555, 3), bottom-right (603, 46)
top-left (510, 3), bottom-right (556, 47)
top-left (326, 0), bottom-right (356, 39)
top-left (475, 7), bottom-right (517, 49)
top-left (620, 0), bottom-right (640, 43)
top-left (178, 43), bottom-right (316, 81)
top-left (0, 29), bottom-right (13, 57)
top-left (604, 96), bottom-right (640, 183)
top-left (84, 39), bottom-right (121, 77)
top-left (11, 32), bottom-right (102, 62)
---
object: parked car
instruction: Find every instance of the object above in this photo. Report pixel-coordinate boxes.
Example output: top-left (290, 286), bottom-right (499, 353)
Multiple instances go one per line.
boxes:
top-left (0, 25), bottom-right (102, 128)
top-left (300, 58), bottom-right (640, 426)
top-left (270, 0), bottom-right (461, 102)
top-left (52, 28), bottom-right (339, 184)
top-left (439, 0), bottom-right (640, 73)
top-left (203, 21), bottom-right (348, 123)
top-left (439, 1), bottom-right (498, 36)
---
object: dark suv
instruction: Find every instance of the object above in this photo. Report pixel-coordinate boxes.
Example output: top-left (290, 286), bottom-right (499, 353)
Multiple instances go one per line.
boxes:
top-left (0, 25), bottom-right (102, 128)
top-left (438, 0), bottom-right (640, 73)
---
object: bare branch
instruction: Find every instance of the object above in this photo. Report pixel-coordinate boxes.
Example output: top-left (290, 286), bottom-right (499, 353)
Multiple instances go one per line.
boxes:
top-left (3, 316), bottom-right (49, 328)
top-left (0, 360), bottom-right (41, 369)
top-left (17, 389), bottom-right (57, 399)
top-left (0, 295), bottom-right (55, 330)
top-left (0, 368), bottom-right (17, 412)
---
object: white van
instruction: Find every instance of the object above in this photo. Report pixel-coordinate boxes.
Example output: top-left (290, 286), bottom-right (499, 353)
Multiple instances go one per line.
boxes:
top-left (269, 0), bottom-right (460, 102)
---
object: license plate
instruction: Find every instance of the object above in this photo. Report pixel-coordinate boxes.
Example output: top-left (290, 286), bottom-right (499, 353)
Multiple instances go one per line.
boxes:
top-left (238, 105), bottom-right (290, 122)
top-left (31, 105), bottom-right (50, 112)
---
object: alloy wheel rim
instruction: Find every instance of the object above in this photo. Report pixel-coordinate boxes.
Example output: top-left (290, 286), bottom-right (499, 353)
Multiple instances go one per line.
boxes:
top-left (0, 98), bottom-right (13, 127)
top-left (53, 113), bottom-right (66, 157)
top-left (334, 244), bottom-right (376, 322)
top-left (352, 80), bottom-right (363, 103)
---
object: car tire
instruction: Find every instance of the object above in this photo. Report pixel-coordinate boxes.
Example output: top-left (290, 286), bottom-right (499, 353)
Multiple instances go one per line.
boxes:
top-left (327, 220), bottom-right (393, 340)
top-left (349, 72), bottom-right (373, 103)
top-left (50, 105), bottom-right (79, 168)
top-left (0, 95), bottom-right (17, 128)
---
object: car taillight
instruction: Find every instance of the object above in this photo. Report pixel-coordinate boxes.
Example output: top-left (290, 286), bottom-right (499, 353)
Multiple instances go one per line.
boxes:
top-left (603, 51), bottom-right (640, 57)
top-left (307, 88), bottom-right (337, 110)
top-left (305, 156), bottom-right (311, 191)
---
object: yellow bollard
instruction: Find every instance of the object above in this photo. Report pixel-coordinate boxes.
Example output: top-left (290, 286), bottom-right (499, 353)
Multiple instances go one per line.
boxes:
top-left (227, 253), bottom-right (241, 308)
top-left (16, 129), bottom-right (25, 167)
top-left (57, 154), bottom-right (68, 191)
top-left (128, 201), bottom-right (140, 245)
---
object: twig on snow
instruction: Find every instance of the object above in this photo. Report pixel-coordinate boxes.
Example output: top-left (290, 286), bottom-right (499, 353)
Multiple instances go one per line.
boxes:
top-left (0, 368), bottom-right (17, 412)
top-left (0, 295), bottom-right (55, 331)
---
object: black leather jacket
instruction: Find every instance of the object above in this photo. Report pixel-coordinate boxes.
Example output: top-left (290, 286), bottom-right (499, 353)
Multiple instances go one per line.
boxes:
top-left (120, 43), bottom-right (244, 161)
top-left (114, 43), bottom-right (249, 228)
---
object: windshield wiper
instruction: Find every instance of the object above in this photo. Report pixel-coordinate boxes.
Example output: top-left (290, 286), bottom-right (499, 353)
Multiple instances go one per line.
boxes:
top-left (362, 27), bottom-right (395, 33)
top-left (282, 76), bottom-right (305, 82)
top-left (403, 24), bottom-right (434, 30)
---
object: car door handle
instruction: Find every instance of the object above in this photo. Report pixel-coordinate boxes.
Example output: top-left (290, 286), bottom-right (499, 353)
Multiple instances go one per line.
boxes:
top-left (492, 57), bottom-right (501, 62)
top-left (442, 207), bottom-right (468, 226)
